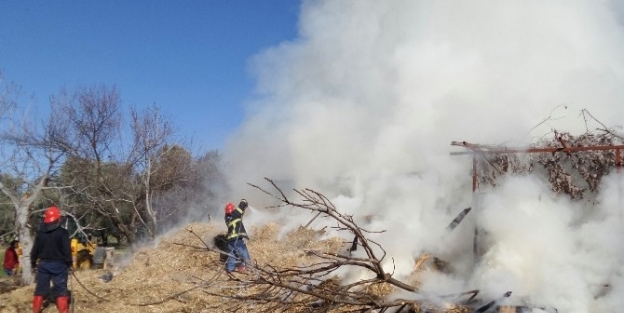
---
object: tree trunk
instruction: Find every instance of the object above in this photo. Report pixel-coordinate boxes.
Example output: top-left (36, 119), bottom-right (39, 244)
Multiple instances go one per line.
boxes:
top-left (15, 202), bottom-right (34, 284)
top-left (0, 176), bottom-right (50, 285)
top-left (113, 220), bottom-right (137, 246)
top-left (145, 159), bottom-right (157, 239)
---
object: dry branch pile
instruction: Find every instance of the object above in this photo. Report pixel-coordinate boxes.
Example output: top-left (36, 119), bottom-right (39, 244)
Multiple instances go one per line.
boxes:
top-left (476, 130), bottom-right (623, 200)
top-left (0, 183), bottom-right (477, 313)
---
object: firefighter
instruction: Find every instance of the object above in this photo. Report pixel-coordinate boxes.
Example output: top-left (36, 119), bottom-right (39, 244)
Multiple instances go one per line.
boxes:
top-left (224, 199), bottom-right (251, 273)
top-left (30, 206), bottom-right (72, 313)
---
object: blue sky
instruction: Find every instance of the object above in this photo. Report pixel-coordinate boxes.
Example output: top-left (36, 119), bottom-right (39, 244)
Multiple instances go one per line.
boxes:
top-left (0, 1), bottom-right (301, 151)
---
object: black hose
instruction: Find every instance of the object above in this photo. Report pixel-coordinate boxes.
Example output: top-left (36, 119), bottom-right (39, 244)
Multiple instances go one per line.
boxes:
top-left (70, 271), bottom-right (109, 302)
top-left (70, 270), bottom-right (75, 313)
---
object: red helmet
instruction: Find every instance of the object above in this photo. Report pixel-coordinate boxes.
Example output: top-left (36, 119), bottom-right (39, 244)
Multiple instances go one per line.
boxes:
top-left (224, 203), bottom-right (235, 215)
top-left (43, 206), bottom-right (62, 223)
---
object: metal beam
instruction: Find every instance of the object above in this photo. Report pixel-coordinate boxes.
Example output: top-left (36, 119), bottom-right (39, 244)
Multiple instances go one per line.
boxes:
top-left (451, 141), bottom-right (624, 155)
top-left (453, 140), bottom-right (624, 264)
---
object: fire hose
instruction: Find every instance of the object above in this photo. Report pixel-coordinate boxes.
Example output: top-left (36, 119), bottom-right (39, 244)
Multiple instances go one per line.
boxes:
top-left (69, 270), bottom-right (74, 313)
top-left (70, 270), bottom-right (109, 303)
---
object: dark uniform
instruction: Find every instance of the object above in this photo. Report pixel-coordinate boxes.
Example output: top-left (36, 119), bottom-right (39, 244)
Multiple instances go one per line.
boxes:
top-left (31, 206), bottom-right (72, 313)
top-left (225, 199), bottom-right (251, 273)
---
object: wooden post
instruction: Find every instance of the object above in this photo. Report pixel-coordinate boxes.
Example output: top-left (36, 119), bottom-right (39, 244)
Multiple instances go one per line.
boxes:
top-left (472, 155), bottom-right (478, 192)
top-left (450, 141), bottom-right (624, 267)
top-left (616, 148), bottom-right (621, 173)
top-left (472, 154), bottom-right (479, 262)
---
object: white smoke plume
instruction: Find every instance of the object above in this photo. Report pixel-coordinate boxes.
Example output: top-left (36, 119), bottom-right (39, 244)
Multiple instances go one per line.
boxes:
top-left (222, 1), bottom-right (624, 312)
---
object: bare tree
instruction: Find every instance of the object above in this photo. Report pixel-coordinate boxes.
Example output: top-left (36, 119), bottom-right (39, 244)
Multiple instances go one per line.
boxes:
top-left (0, 73), bottom-right (19, 240)
top-left (50, 86), bottom-right (187, 244)
top-left (0, 71), bottom-right (18, 121)
top-left (49, 85), bottom-right (142, 243)
top-left (0, 175), bottom-right (18, 240)
top-left (130, 104), bottom-right (175, 238)
top-left (150, 149), bottom-right (225, 231)
top-left (0, 74), bottom-right (64, 284)
top-left (0, 108), bottom-right (67, 284)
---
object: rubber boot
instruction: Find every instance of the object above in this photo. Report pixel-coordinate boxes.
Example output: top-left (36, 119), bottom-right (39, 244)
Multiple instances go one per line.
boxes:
top-left (55, 296), bottom-right (69, 313)
top-left (32, 295), bottom-right (45, 313)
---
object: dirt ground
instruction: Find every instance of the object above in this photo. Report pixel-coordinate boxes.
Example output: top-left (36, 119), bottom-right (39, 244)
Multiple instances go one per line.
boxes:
top-left (0, 222), bottom-right (462, 313)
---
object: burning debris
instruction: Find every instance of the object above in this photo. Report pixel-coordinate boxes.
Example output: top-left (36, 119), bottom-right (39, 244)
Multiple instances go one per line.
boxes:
top-left (6, 172), bottom-right (611, 311)
top-left (98, 271), bottom-right (113, 283)
top-left (446, 207), bottom-right (472, 232)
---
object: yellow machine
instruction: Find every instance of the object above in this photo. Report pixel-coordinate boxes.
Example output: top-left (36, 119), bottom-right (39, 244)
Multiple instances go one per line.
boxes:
top-left (15, 241), bottom-right (23, 275)
top-left (71, 237), bottom-right (97, 269)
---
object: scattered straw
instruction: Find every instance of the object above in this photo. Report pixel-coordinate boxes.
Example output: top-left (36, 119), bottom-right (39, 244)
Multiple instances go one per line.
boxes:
top-left (0, 222), bottom-right (468, 312)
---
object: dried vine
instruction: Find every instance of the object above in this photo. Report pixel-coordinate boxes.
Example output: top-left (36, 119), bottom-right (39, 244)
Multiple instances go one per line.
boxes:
top-left (474, 129), bottom-right (623, 200)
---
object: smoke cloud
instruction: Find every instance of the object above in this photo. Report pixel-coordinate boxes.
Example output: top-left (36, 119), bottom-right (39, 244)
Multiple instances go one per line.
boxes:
top-left (222, 1), bottom-right (624, 312)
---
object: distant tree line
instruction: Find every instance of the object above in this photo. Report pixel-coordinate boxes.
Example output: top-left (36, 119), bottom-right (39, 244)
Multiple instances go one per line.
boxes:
top-left (0, 72), bottom-right (227, 283)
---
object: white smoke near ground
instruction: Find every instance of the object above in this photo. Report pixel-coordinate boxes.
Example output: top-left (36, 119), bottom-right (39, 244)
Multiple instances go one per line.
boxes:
top-left (222, 1), bottom-right (624, 312)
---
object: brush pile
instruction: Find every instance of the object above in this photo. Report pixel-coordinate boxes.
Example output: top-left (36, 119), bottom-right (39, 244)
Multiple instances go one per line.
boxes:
top-left (473, 129), bottom-right (624, 200)
top-left (0, 220), bottom-right (468, 313)
top-left (0, 175), bottom-right (481, 313)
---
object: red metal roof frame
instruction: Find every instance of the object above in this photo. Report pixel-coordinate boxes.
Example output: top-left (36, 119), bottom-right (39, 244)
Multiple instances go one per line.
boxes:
top-left (450, 140), bottom-right (624, 192)
top-left (451, 140), bottom-right (623, 260)
top-left (451, 140), bottom-right (624, 155)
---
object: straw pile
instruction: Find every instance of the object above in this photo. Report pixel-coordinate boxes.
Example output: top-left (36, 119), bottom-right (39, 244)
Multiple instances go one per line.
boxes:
top-left (0, 222), bottom-right (463, 312)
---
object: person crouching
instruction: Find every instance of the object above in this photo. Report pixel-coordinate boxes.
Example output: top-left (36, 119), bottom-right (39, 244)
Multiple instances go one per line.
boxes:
top-left (3, 240), bottom-right (19, 276)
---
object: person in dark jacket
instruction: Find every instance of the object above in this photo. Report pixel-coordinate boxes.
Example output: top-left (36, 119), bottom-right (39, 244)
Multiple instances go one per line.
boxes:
top-left (224, 199), bottom-right (251, 273)
top-left (30, 206), bottom-right (72, 313)
top-left (3, 240), bottom-right (19, 276)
